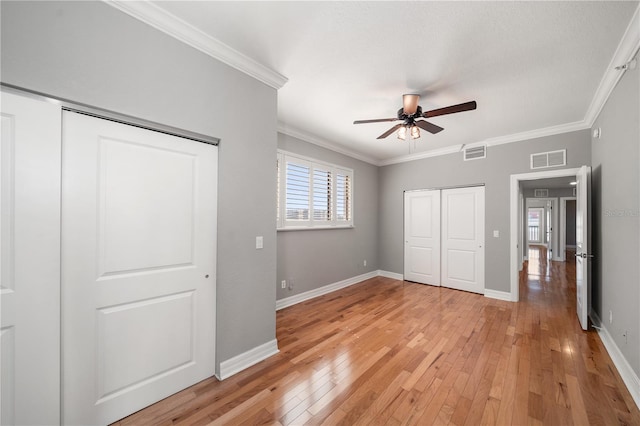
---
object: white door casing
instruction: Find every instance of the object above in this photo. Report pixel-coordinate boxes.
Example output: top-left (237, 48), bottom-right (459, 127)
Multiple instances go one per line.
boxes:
top-left (62, 112), bottom-right (217, 425)
top-left (1, 91), bottom-right (61, 425)
top-left (575, 165), bottom-right (591, 330)
top-left (441, 186), bottom-right (485, 294)
top-left (404, 190), bottom-right (441, 285)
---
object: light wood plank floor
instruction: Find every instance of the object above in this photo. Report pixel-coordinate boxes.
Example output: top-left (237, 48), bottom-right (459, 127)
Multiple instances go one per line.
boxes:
top-left (114, 247), bottom-right (640, 425)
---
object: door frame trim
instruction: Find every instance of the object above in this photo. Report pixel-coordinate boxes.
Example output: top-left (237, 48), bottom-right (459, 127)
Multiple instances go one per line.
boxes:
top-left (509, 168), bottom-right (581, 301)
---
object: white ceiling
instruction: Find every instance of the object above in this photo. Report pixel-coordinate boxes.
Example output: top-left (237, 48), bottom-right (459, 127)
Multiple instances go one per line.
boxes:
top-left (139, 1), bottom-right (638, 164)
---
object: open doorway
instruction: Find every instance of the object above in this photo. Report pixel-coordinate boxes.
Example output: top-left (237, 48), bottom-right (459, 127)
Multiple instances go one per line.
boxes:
top-left (527, 207), bottom-right (545, 245)
top-left (525, 198), bottom-right (558, 260)
top-left (509, 168), bottom-right (582, 301)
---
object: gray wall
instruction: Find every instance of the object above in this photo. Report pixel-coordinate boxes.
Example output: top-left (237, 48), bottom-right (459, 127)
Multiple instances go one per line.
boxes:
top-left (591, 57), bottom-right (639, 375)
top-left (1, 1), bottom-right (278, 368)
top-left (277, 133), bottom-right (379, 300)
top-left (378, 130), bottom-right (591, 293)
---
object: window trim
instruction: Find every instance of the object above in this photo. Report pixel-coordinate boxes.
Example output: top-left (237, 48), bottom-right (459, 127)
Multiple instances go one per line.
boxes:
top-left (277, 150), bottom-right (354, 230)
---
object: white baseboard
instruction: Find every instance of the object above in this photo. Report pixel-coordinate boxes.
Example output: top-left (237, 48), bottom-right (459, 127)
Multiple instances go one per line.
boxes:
top-left (216, 339), bottom-right (279, 381)
top-left (484, 289), bottom-right (513, 302)
top-left (276, 270), bottom-right (379, 311)
top-left (590, 310), bottom-right (640, 409)
top-left (378, 270), bottom-right (404, 280)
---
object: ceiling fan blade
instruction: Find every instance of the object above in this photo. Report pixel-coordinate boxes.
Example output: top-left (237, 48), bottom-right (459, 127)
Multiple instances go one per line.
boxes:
top-left (415, 120), bottom-right (444, 134)
top-left (353, 117), bottom-right (398, 124)
top-left (403, 94), bottom-right (420, 115)
top-left (423, 101), bottom-right (477, 118)
top-left (377, 123), bottom-right (404, 139)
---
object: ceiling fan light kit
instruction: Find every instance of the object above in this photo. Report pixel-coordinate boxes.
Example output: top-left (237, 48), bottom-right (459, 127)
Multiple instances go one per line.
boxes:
top-left (397, 124), bottom-right (421, 141)
top-left (354, 95), bottom-right (477, 141)
top-left (397, 126), bottom-right (407, 140)
top-left (410, 125), bottom-right (420, 139)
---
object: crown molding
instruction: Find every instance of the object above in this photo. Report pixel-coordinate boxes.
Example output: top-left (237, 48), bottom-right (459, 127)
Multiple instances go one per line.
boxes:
top-left (105, 0), bottom-right (288, 90)
top-left (378, 145), bottom-right (462, 166)
top-left (379, 120), bottom-right (589, 166)
top-left (584, 3), bottom-right (640, 126)
top-left (481, 120), bottom-right (590, 148)
top-left (277, 123), bottom-right (380, 166)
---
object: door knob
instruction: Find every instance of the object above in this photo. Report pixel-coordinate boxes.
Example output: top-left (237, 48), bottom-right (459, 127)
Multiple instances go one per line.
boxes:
top-left (575, 253), bottom-right (594, 258)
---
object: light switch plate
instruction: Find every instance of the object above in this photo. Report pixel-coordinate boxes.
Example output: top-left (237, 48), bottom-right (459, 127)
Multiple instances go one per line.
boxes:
top-left (256, 236), bottom-right (263, 249)
top-left (493, 230), bottom-right (500, 238)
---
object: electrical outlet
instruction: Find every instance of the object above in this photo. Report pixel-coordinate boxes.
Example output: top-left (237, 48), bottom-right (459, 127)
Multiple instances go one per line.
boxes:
top-left (609, 310), bottom-right (613, 324)
top-left (281, 280), bottom-right (286, 289)
top-left (364, 260), bottom-right (367, 267)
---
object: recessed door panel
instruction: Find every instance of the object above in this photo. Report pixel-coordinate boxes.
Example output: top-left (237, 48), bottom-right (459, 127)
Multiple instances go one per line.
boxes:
top-left (445, 194), bottom-right (476, 240)
top-left (409, 247), bottom-right (434, 276)
top-left (98, 138), bottom-right (196, 276)
top-left (96, 291), bottom-right (194, 400)
top-left (409, 197), bottom-right (434, 238)
top-left (445, 249), bottom-right (476, 283)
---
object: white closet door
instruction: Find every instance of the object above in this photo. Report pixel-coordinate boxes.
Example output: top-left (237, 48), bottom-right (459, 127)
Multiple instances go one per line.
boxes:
top-left (404, 190), bottom-right (441, 285)
top-left (62, 112), bottom-right (217, 425)
top-left (1, 92), bottom-right (61, 425)
top-left (441, 186), bottom-right (485, 294)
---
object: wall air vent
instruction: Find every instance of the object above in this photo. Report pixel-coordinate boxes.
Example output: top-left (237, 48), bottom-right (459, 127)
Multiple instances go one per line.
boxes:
top-left (534, 189), bottom-right (549, 198)
top-left (463, 145), bottom-right (486, 161)
top-left (530, 149), bottom-right (566, 169)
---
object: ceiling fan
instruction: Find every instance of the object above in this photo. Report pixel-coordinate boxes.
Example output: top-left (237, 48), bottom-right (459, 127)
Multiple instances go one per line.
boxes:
top-left (354, 94), bottom-right (477, 140)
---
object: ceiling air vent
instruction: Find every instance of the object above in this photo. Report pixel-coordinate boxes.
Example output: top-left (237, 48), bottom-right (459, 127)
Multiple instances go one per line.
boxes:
top-left (463, 145), bottom-right (486, 161)
top-left (534, 189), bottom-right (549, 198)
top-left (530, 149), bottom-right (566, 169)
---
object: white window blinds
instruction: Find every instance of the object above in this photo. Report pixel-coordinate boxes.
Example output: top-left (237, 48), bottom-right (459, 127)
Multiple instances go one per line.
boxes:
top-left (277, 151), bottom-right (353, 229)
top-left (285, 161), bottom-right (310, 220)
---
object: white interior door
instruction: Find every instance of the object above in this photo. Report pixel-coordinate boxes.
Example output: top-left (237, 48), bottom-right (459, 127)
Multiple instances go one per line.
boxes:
top-left (404, 190), bottom-right (441, 285)
top-left (62, 112), bottom-right (217, 425)
top-left (575, 165), bottom-right (591, 330)
top-left (1, 91), bottom-right (61, 425)
top-left (441, 186), bottom-right (485, 294)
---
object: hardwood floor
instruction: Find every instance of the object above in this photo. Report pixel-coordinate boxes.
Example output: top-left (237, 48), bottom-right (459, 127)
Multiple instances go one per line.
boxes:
top-left (114, 250), bottom-right (639, 425)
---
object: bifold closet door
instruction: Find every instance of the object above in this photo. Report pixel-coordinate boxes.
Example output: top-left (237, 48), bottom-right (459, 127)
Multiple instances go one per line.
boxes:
top-left (441, 186), bottom-right (485, 294)
top-left (62, 112), bottom-right (217, 425)
top-left (1, 91), bottom-right (61, 425)
top-left (404, 190), bottom-right (441, 285)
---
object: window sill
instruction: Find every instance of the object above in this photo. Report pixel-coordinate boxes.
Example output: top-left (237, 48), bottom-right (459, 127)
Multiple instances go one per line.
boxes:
top-left (277, 225), bottom-right (354, 232)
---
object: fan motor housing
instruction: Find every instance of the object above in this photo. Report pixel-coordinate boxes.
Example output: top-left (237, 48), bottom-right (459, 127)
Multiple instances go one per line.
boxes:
top-left (398, 105), bottom-right (422, 120)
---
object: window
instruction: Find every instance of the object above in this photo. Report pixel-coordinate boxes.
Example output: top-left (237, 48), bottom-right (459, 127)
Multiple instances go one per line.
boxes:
top-left (277, 150), bottom-right (353, 229)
